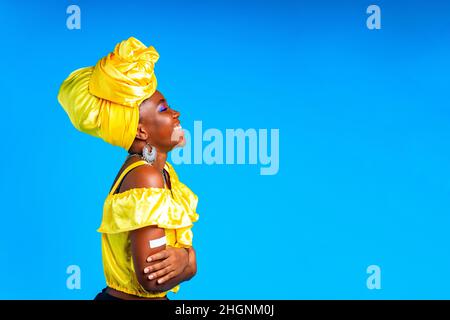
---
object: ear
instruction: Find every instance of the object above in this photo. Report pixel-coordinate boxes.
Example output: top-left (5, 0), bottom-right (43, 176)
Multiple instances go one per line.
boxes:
top-left (135, 123), bottom-right (148, 141)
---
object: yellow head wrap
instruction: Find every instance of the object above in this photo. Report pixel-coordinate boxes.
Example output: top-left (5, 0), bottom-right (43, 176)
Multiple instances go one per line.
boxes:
top-left (57, 37), bottom-right (159, 150)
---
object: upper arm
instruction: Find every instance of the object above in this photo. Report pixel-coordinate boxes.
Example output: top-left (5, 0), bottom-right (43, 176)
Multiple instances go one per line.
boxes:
top-left (130, 225), bottom-right (166, 293)
top-left (120, 164), bottom-right (164, 192)
top-left (125, 164), bottom-right (167, 292)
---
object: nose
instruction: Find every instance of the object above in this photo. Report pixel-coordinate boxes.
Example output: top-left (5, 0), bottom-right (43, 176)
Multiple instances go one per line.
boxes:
top-left (172, 108), bottom-right (180, 119)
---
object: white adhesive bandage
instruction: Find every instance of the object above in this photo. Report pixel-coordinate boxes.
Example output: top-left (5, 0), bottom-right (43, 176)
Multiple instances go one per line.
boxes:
top-left (149, 236), bottom-right (167, 248)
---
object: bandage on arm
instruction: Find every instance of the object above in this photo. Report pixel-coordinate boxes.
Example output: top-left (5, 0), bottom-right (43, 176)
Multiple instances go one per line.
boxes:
top-left (149, 235), bottom-right (167, 248)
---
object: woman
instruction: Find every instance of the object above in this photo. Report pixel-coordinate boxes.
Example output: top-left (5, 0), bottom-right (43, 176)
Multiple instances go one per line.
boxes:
top-left (58, 37), bottom-right (199, 300)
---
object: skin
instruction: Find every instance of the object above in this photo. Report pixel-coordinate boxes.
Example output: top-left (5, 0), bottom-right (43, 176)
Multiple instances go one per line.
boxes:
top-left (105, 91), bottom-right (196, 300)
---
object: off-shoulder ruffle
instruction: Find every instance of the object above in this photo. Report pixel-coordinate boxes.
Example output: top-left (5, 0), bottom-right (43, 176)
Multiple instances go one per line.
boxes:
top-left (98, 187), bottom-right (198, 233)
top-left (98, 162), bottom-right (199, 247)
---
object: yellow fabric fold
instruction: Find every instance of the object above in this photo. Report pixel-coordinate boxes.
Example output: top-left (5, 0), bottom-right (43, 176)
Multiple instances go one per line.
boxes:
top-left (89, 37), bottom-right (159, 107)
top-left (57, 37), bottom-right (158, 150)
top-left (57, 67), bottom-right (140, 150)
top-left (98, 187), bottom-right (197, 240)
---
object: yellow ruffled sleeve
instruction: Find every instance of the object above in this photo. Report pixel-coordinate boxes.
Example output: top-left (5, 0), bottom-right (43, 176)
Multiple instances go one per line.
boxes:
top-left (98, 186), bottom-right (199, 247)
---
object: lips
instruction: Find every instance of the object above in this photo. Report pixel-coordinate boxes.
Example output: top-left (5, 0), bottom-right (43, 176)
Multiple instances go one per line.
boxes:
top-left (171, 122), bottom-right (185, 145)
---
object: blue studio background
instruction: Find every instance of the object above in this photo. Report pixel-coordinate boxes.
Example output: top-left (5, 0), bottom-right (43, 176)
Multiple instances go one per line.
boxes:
top-left (0, 0), bottom-right (449, 299)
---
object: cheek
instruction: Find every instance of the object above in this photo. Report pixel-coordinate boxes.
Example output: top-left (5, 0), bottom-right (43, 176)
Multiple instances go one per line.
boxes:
top-left (153, 116), bottom-right (174, 138)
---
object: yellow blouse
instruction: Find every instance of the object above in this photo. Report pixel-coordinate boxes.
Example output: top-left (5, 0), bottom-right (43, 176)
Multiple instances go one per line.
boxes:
top-left (97, 160), bottom-right (199, 298)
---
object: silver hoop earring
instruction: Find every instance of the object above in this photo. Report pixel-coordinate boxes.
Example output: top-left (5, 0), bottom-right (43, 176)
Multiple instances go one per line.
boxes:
top-left (142, 143), bottom-right (157, 164)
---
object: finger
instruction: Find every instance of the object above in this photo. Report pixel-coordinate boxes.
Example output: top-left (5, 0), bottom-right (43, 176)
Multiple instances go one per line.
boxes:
top-left (144, 260), bottom-right (168, 274)
top-left (157, 271), bottom-right (177, 285)
top-left (148, 266), bottom-right (173, 280)
top-left (147, 250), bottom-right (169, 262)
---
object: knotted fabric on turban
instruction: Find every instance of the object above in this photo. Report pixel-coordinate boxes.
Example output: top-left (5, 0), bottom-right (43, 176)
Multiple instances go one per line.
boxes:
top-left (57, 37), bottom-right (159, 150)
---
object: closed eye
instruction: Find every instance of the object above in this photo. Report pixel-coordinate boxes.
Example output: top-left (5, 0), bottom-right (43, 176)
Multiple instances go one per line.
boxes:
top-left (158, 104), bottom-right (168, 112)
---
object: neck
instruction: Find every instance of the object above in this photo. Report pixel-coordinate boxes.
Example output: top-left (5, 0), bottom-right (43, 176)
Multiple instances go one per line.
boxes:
top-left (128, 145), bottom-right (168, 171)
top-left (152, 149), bottom-right (167, 172)
top-left (128, 148), bottom-right (168, 171)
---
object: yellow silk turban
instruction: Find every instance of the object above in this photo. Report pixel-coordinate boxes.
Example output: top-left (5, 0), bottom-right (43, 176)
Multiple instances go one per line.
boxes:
top-left (57, 37), bottom-right (159, 150)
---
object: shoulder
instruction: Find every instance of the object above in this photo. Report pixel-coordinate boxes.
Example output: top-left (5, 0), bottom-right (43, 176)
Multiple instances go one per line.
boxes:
top-left (120, 164), bottom-right (164, 192)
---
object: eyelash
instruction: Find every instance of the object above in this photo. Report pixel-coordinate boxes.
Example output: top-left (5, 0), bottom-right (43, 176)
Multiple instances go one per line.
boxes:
top-left (159, 104), bottom-right (168, 112)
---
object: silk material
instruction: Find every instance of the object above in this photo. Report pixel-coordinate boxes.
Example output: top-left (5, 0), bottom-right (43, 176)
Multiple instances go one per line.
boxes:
top-left (57, 67), bottom-right (140, 150)
top-left (89, 37), bottom-right (159, 108)
top-left (98, 161), bottom-right (199, 298)
top-left (57, 37), bottom-right (158, 150)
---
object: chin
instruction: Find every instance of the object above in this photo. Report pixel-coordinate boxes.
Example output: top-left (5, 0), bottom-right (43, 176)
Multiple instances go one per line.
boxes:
top-left (170, 129), bottom-right (186, 150)
top-left (169, 137), bottom-right (186, 151)
top-left (173, 136), bottom-right (186, 149)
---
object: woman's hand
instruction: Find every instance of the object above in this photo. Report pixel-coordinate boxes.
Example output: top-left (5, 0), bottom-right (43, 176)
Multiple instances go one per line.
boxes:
top-left (143, 246), bottom-right (189, 284)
